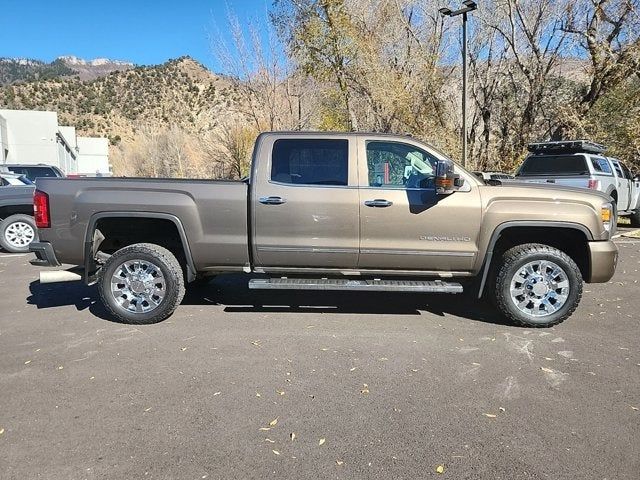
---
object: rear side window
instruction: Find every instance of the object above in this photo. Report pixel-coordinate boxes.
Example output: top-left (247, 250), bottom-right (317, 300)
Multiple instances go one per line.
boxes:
top-left (271, 139), bottom-right (348, 186)
top-left (611, 161), bottom-right (623, 178)
top-left (591, 157), bottom-right (612, 174)
top-left (518, 155), bottom-right (588, 176)
top-left (8, 166), bottom-right (59, 180)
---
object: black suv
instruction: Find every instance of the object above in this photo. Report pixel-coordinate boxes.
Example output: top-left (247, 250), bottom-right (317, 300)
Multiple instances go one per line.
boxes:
top-left (4, 164), bottom-right (64, 182)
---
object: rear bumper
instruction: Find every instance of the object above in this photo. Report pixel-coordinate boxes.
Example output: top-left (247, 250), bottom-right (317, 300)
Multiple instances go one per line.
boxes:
top-left (587, 240), bottom-right (618, 283)
top-left (29, 242), bottom-right (61, 267)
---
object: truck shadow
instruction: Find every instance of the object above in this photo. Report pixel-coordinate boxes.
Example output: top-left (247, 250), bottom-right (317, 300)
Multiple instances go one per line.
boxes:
top-left (26, 274), bottom-right (510, 326)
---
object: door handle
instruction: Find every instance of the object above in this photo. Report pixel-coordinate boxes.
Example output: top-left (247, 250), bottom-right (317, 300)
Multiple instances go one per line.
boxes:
top-left (364, 199), bottom-right (393, 207)
top-left (259, 196), bottom-right (286, 205)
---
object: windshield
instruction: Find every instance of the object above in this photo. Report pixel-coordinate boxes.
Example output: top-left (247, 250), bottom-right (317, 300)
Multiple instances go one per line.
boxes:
top-left (517, 155), bottom-right (589, 176)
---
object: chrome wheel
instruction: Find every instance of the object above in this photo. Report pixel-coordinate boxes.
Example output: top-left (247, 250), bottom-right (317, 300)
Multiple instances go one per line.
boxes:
top-left (509, 260), bottom-right (570, 317)
top-left (110, 260), bottom-right (166, 314)
top-left (5, 221), bottom-right (35, 248)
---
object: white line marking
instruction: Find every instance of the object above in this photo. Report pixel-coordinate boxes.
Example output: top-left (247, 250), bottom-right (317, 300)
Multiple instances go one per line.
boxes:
top-left (0, 254), bottom-right (28, 258)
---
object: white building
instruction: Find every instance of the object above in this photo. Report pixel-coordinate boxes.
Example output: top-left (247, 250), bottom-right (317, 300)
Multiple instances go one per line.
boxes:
top-left (77, 137), bottom-right (110, 176)
top-left (0, 109), bottom-right (110, 176)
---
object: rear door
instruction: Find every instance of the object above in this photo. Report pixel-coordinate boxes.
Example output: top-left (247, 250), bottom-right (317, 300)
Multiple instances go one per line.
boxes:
top-left (356, 137), bottom-right (481, 272)
top-left (252, 135), bottom-right (359, 270)
top-left (610, 159), bottom-right (631, 210)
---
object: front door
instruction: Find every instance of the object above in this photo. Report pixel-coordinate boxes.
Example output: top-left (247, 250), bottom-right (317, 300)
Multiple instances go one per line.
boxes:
top-left (357, 138), bottom-right (481, 272)
top-left (252, 136), bottom-right (359, 270)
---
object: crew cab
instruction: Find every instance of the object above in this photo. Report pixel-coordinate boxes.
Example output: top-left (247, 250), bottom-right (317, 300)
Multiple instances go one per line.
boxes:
top-left (516, 140), bottom-right (640, 225)
top-left (30, 132), bottom-right (618, 327)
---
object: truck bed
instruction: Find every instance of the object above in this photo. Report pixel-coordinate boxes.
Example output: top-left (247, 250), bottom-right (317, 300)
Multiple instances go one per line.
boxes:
top-left (35, 177), bottom-right (250, 269)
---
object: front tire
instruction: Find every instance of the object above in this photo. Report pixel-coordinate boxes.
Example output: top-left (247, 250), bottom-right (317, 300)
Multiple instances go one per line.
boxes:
top-left (492, 243), bottom-right (583, 328)
top-left (98, 243), bottom-right (185, 324)
top-left (630, 209), bottom-right (640, 228)
top-left (0, 214), bottom-right (37, 253)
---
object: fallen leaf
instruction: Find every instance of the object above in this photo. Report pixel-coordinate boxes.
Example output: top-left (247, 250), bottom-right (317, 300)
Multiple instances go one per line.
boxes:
top-left (540, 367), bottom-right (554, 373)
top-left (349, 367), bottom-right (357, 372)
top-left (483, 413), bottom-right (497, 418)
top-left (0, 428), bottom-right (4, 435)
top-left (436, 465), bottom-right (445, 474)
top-left (290, 432), bottom-right (296, 441)
top-left (630, 406), bottom-right (638, 411)
top-left (24, 360), bottom-right (31, 365)
top-left (265, 438), bottom-right (275, 443)
top-left (259, 427), bottom-right (271, 431)
top-left (57, 366), bottom-right (63, 370)
top-left (272, 450), bottom-right (280, 455)
top-left (276, 390), bottom-right (285, 396)
top-left (379, 357), bottom-right (388, 361)
top-left (180, 347), bottom-right (187, 351)
top-left (269, 418), bottom-right (278, 427)
top-left (213, 392), bottom-right (221, 396)
top-left (361, 383), bottom-right (370, 395)
top-left (256, 392), bottom-right (261, 397)
top-left (336, 460), bottom-right (344, 466)
top-left (499, 407), bottom-right (506, 412)
top-left (319, 438), bottom-right (326, 446)
top-left (251, 340), bottom-right (261, 347)
top-left (144, 407), bottom-right (152, 412)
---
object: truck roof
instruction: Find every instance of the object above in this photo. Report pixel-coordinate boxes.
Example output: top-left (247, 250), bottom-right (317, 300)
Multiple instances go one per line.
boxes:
top-left (527, 140), bottom-right (606, 155)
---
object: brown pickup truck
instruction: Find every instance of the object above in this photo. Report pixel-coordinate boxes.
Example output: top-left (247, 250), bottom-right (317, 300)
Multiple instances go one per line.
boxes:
top-left (29, 132), bottom-right (618, 327)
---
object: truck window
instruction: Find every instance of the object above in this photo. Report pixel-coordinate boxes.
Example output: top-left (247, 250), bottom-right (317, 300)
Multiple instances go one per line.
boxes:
top-left (366, 141), bottom-right (438, 189)
top-left (591, 157), bottom-right (612, 174)
top-left (517, 155), bottom-right (588, 176)
top-left (610, 161), bottom-right (623, 178)
top-left (621, 163), bottom-right (633, 179)
top-left (271, 139), bottom-right (348, 186)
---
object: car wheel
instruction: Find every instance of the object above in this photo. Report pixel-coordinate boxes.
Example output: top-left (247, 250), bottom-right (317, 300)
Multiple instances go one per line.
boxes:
top-left (492, 243), bottom-right (583, 328)
top-left (98, 243), bottom-right (185, 324)
top-left (0, 214), bottom-right (38, 253)
top-left (629, 209), bottom-right (640, 228)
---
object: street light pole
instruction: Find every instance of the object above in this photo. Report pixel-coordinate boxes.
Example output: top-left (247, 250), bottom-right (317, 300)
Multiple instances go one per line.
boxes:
top-left (439, 0), bottom-right (477, 168)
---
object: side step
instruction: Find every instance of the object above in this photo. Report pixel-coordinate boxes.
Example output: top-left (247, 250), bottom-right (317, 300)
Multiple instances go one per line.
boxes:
top-left (249, 278), bottom-right (463, 293)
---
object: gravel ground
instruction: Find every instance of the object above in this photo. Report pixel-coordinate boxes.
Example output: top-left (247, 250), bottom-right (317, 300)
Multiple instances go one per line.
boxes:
top-left (0, 236), bottom-right (638, 480)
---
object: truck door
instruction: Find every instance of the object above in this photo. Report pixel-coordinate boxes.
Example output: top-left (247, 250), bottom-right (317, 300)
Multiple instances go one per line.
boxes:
top-left (356, 138), bottom-right (481, 272)
top-left (610, 159), bottom-right (631, 210)
top-left (252, 135), bottom-right (359, 270)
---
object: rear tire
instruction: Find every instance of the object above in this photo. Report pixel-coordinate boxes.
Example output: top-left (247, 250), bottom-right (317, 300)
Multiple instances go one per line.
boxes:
top-left (630, 209), bottom-right (640, 228)
top-left (491, 243), bottom-right (583, 328)
top-left (0, 214), bottom-right (37, 253)
top-left (98, 243), bottom-right (185, 324)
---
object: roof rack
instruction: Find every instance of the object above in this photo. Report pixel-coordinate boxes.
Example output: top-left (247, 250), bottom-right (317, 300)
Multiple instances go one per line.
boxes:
top-left (527, 140), bottom-right (606, 155)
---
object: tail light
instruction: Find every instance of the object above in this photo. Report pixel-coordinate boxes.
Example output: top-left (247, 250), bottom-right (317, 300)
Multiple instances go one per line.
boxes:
top-left (587, 179), bottom-right (600, 189)
top-left (33, 190), bottom-right (50, 228)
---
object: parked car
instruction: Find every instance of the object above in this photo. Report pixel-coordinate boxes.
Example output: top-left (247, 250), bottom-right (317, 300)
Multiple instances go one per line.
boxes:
top-left (4, 164), bottom-right (64, 182)
top-left (515, 140), bottom-right (640, 225)
top-left (0, 170), bottom-right (37, 253)
top-left (30, 132), bottom-right (617, 328)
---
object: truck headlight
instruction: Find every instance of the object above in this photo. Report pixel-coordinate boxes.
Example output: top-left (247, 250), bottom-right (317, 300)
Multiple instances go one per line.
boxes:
top-left (601, 203), bottom-right (613, 235)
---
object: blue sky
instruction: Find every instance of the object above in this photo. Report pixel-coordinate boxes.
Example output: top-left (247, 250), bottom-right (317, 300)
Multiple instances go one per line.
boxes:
top-left (0, 0), bottom-right (272, 71)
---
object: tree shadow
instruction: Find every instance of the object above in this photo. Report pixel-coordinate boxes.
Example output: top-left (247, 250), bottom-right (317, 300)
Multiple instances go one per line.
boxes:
top-left (27, 273), bottom-right (511, 326)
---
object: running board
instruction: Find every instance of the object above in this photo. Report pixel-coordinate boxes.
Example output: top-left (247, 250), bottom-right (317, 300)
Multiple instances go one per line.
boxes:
top-left (249, 278), bottom-right (463, 293)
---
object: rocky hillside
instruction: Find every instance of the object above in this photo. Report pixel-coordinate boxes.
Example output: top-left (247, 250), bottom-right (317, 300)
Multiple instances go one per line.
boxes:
top-left (0, 56), bottom-right (244, 144)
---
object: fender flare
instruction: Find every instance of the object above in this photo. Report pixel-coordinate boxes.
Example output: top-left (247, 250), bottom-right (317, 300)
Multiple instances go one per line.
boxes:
top-left (476, 221), bottom-right (594, 299)
top-left (83, 211), bottom-right (197, 283)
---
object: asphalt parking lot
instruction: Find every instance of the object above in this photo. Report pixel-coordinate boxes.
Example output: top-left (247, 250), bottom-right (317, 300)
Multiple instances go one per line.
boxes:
top-left (1, 233), bottom-right (639, 480)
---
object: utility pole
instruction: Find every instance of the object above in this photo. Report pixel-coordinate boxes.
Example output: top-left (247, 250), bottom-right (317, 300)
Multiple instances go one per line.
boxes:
top-left (439, 0), bottom-right (477, 168)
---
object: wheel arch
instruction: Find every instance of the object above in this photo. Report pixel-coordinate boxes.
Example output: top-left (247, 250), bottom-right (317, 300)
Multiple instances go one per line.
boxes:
top-left (477, 221), bottom-right (593, 298)
top-left (84, 212), bottom-right (196, 283)
top-left (0, 204), bottom-right (33, 220)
